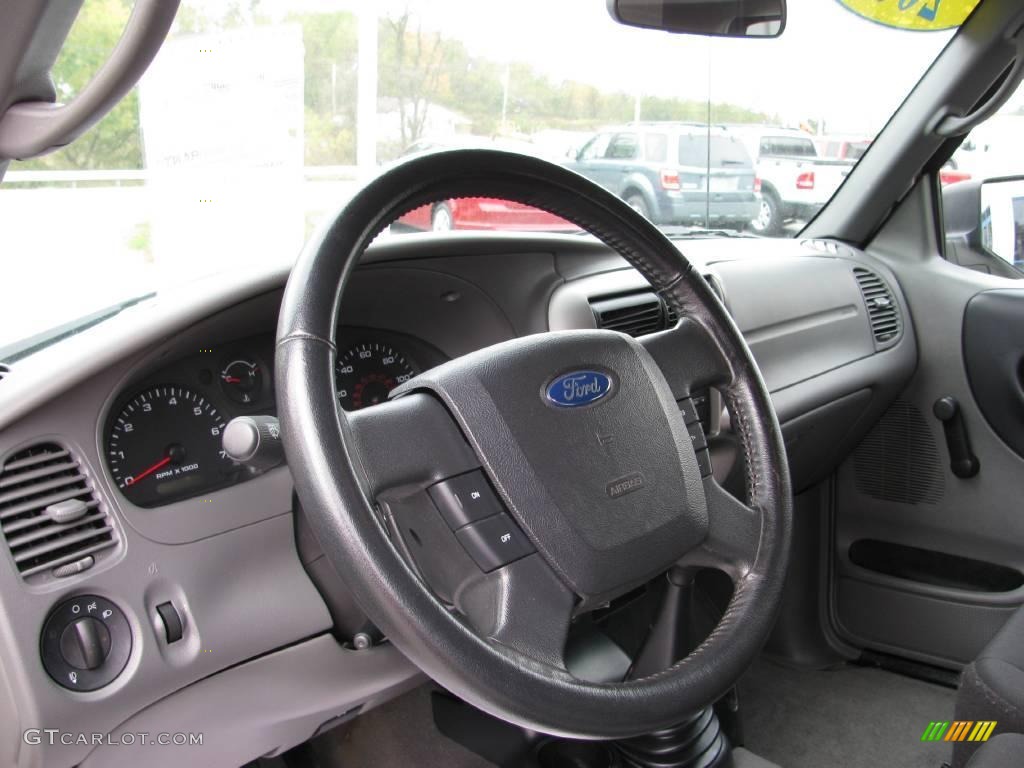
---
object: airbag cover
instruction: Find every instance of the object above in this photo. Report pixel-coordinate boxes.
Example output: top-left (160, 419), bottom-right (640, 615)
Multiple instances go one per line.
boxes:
top-left (398, 330), bottom-right (707, 599)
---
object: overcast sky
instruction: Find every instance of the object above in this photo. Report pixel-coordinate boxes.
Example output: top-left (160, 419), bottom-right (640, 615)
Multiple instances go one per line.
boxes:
top-left (249, 0), bottom-right (968, 135)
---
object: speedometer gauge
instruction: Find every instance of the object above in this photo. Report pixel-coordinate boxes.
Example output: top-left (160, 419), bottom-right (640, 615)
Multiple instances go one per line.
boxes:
top-left (335, 342), bottom-right (417, 411)
top-left (106, 386), bottom-right (236, 507)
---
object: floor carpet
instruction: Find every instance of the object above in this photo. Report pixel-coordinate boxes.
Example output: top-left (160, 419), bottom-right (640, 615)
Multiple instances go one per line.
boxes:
top-left (309, 685), bottom-right (493, 768)
top-left (298, 659), bottom-right (956, 768)
top-left (739, 659), bottom-right (956, 768)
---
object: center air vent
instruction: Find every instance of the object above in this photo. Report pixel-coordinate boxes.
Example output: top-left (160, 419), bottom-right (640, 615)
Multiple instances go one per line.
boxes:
top-left (853, 267), bottom-right (901, 349)
top-left (0, 443), bottom-right (116, 580)
top-left (590, 292), bottom-right (667, 337)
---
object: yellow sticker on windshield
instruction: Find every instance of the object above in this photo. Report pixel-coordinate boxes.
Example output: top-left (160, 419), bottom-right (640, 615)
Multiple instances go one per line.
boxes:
top-left (836, 0), bottom-right (980, 31)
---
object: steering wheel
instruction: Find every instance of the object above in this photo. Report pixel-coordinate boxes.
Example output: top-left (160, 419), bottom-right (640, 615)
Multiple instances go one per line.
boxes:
top-left (276, 149), bottom-right (792, 739)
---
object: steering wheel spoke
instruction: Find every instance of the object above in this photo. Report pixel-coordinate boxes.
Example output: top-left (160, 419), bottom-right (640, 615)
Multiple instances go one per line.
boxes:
top-left (459, 554), bottom-right (577, 671)
top-left (638, 317), bottom-right (733, 398)
top-left (349, 391), bottom-right (578, 669)
top-left (680, 477), bottom-right (762, 579)
top-left (345, 391), bottom-right (479, 497)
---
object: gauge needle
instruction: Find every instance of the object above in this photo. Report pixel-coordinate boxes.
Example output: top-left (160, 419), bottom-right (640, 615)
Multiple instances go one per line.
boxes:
top-left (126, 456), bottom-right (171, 486)
top-left (223, 376), bottom-right (241, 384)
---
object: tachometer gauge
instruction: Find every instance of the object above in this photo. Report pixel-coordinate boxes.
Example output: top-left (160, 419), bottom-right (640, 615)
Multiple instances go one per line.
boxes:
top-left (335, 342), bottom-right (417, 411)
top-left (106, 386), bottom-right (236, 507)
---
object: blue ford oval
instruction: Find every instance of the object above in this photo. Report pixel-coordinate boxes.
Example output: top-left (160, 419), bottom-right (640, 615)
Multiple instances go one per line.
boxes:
top-left (545, 370), bottom-right (613, 408)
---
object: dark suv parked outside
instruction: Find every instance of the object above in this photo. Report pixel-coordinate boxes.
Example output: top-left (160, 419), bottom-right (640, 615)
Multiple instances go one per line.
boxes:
top-left (565, 122), bottom-right (759, 230)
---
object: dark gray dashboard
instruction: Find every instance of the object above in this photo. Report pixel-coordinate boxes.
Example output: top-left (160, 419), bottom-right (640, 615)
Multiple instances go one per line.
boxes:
top-left (0, 232), bottom-right (915, 768)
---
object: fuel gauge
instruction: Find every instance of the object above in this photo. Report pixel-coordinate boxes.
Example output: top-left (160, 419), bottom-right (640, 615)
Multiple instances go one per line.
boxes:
top-left (220, 358), bottom-right (263, 405)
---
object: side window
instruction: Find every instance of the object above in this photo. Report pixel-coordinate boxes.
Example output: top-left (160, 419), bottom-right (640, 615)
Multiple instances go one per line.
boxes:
top-left (796, 139), bottom-right (817, 157)
top-left (643, 132), bottom-right (668, 163)
top-left (579, 133), bottom-right (611, 161)
top-left (760, 137), bottom-right (816, 158)
top-left (941, 83), bottom-right (1024, 276)
top-left (605, 133), bottom-right (639, 160)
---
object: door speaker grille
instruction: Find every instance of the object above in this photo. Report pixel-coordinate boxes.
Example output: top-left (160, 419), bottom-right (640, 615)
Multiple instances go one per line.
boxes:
top-left (854, 400), bottom-right (944, 505)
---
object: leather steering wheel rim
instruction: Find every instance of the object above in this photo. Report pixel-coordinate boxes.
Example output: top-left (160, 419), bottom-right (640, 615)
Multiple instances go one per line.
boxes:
top-left (276, 149), bottom-right (792, 739)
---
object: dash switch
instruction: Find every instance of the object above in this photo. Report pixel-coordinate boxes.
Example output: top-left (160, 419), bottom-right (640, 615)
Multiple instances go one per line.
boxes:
top-left (156, 602), bottom-right (183, 644)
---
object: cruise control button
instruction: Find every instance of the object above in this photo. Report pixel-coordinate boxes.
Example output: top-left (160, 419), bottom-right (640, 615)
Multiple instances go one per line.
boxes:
top-left (687, 421), bottom-right (708, 452)
top-left (695, 448), bottom-right (713, 478)
top-left (428, 470), bottom-right (505, 530)
top-left (692, 392), bottom-right (711, 424)
top-left (455, 513), bottom-right (535, 572)
top-left (678, 398), bottom-right (700, 425)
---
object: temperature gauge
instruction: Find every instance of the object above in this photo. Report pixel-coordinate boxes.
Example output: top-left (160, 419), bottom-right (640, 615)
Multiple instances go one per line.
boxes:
top-left (220, 358), bottom-right (263, 405)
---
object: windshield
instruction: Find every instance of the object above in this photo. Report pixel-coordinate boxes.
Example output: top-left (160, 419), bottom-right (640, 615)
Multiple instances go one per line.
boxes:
top-left (1, 0), bottom-right (959, 354)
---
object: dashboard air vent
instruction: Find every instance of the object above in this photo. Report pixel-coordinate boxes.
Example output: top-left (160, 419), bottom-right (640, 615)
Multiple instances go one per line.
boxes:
top-left (0, 443), bottom-right (116, 579)
top-left (853, 268), bottom-right (901, 349)
top-left (590, 292), bottom-right (666, 337)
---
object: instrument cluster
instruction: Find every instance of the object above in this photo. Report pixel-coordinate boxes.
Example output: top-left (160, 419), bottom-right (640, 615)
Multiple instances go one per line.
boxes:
top-left (103, 329), bottom-right (437, 508)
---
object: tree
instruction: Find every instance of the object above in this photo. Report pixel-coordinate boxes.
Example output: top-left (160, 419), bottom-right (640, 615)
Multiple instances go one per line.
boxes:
top-left (19, 0), bottom-right (141, 170)
top-left (379, 11), bottom-right (450, 150)
top-left (16, 3), bottom-right (781, 171)
top-left (373, 8), bottom-right (779, 147)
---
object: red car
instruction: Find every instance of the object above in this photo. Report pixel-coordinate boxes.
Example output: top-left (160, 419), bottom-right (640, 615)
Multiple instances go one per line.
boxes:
top-left (396, 197), bottom-right (577, 232)
top-left (940, 168), bottom-right (972, 185)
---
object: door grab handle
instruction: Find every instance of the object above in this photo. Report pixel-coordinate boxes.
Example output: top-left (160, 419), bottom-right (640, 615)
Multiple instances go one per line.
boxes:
top-left (933, 396), bottom-right (980, 479)
top-left (930, 30), bottom-right (1024, 138)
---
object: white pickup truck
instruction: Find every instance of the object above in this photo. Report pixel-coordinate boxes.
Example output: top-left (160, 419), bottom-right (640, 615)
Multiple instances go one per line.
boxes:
top-left (731, 127), bottom-right (854, 235)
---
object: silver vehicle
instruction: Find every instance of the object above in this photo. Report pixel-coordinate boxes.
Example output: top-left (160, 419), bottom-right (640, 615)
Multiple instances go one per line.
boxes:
top-left (567, 123), bottom-right (759, 229)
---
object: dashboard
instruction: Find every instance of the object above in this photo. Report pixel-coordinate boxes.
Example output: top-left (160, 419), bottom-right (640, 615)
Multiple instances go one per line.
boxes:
top-left (0, 232), bottom-right (916, 768)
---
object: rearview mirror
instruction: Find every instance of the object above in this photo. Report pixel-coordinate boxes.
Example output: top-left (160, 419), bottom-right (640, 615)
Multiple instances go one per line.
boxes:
top-left (980, 177), bottom-right (1024, 267)
top-left (607, 0), bottom-right (786, 38)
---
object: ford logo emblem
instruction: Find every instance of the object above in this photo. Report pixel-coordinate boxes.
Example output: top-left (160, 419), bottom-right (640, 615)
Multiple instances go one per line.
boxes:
top-left (545, 370), bottom-right (613, 408)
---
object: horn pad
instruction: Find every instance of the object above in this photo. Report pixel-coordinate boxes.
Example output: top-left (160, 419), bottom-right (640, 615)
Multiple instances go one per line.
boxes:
top-left (400, 330), bottom-right (707, 600)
